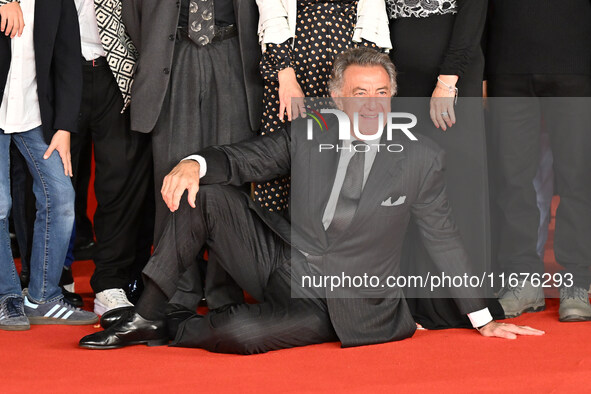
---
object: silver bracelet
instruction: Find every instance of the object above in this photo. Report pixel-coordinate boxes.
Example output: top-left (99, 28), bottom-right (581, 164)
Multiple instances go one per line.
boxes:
top-left (437, 77), bottom-right (459, 104)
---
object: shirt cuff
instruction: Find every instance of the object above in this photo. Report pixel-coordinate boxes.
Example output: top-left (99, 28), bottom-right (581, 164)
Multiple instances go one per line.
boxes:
top-left (467, 308), bottom-right (493, 328)
top-left (181, 155), bottom-right (207, 178)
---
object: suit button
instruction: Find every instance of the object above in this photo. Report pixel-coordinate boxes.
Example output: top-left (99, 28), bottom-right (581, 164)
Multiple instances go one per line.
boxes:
top-left (163, 68), bottom-right (170, 75)
top-left (169, 34), bottom-right (175, 41)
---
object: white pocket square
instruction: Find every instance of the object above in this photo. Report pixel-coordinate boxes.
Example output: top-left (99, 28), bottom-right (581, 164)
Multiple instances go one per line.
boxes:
top-left (381, 196), bottom-right (406, 207)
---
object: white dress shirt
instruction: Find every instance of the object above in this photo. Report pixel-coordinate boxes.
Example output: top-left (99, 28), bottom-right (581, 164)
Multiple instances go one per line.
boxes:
top-left (74, 0), bottom-right (106, 61)
top-left (0, 0), bottom-right (42, 134)
top-left (182, 140), bottom-right (493, 328)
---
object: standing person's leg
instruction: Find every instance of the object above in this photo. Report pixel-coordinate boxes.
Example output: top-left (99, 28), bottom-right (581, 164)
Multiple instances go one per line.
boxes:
top-left (151, 36), bottom-right (252, 310)
top-left (152, 37), bottom-right (253, 242)
top-left (0, 131), bottom-right (29, 330)
top-left (197, 35), bottom-right (255, 309)
top-left (13, 127), bottom-right (97, 325)
top-left (72, 136), bottom-right (95, 259)
top-left (9, 145), bottom-right (35, 287)
top-left (540, 75), bottom-right (591, 321)
top-left (125, 186), bottom-right (155, 305)
top-left (488, 75), bottom-right (546, 317)
top-left (12, 127), bottom-right (73, 303)
top-left (86, 64), bottom-right (153, 315)
top-left (70, 59), bottom-right (94, 263)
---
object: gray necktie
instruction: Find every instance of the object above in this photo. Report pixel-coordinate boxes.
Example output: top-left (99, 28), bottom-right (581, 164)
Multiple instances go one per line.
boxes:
top-left (327, 141), bottom-right (367, 240)
top-left (188, 0), bottom-right (215, 46)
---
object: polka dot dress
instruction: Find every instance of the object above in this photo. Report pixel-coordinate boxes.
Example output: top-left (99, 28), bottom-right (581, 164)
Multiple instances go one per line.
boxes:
top-left (255, 0), bottom-right (376, 212)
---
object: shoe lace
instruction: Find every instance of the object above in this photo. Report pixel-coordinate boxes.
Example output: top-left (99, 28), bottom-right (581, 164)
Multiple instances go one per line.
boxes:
top-left (58, 297), bottom-right (82, 311)
top-left (5, 298), bottom-right (25, 318)
top-left (562, 286), bottom-right (586, 301)
top-left (499, 284), bottom-right (523, 299)
top-left (105, 289), bottom-right (129, 305)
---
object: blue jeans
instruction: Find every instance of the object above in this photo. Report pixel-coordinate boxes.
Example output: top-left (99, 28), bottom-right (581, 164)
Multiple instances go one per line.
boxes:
top-left (0, 126), bottom-right (74, 303)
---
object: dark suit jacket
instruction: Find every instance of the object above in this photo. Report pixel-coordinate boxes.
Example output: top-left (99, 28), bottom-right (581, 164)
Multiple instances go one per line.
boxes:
top-left (122, 0), bottom-right (263, 133)
top-left (0, 0), bottom-right (81, 144)
top-left (195, 120), bottom-right (488, 347)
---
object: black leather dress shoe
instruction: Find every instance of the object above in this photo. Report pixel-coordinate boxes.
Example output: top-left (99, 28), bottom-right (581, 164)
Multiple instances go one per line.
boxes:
top-left (62, 288), bottom-right (84, 308)
top-left (100, 306), bottom-right (134, 329)
top-left (58, 267), bottom-right (84, 307)
top-left (79, 312), bottom-right (168, 349)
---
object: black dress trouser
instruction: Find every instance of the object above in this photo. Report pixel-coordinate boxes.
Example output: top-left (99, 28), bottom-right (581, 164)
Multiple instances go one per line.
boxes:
top-left (71, 61), bottom-right (154, 293)
top-left (141, 185), bottom-right (337, 354)
top-left (488, 74), bottom-right (591, 288)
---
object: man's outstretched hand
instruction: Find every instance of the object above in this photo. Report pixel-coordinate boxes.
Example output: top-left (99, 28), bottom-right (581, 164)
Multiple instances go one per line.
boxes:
top-left (161, 160), bottom-right (201, 212)
top-left (477, 321), bottom-right (545, 339)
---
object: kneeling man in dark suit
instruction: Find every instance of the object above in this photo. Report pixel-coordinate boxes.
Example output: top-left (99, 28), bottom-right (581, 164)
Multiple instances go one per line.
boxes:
top-left (79, 48), bottom-right (543, 353)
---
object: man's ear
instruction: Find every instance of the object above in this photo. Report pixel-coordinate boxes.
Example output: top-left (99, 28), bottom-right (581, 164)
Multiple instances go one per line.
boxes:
top-left (331, 91), bottom-right (343, 110)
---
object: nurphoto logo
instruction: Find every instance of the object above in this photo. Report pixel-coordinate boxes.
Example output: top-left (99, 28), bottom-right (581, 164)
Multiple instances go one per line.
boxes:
top-left (305, 108), bottom-right (419, 152)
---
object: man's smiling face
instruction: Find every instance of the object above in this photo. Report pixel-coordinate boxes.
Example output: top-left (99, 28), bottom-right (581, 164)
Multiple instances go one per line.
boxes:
top-left (331, 64), bottom-right (393, 139)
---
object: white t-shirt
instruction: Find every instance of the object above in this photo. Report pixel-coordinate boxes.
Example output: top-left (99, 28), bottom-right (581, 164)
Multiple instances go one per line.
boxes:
top-left (0, 0), bottom-right (42, 134)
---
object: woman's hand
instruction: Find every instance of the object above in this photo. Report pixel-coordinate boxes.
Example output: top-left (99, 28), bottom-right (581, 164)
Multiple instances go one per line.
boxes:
top-left (44, 130), bottom-right (73, 177)
top-left (278, 67), bottom-right (306, 122)
top-left (430, 75), bottom-right (458, 131)
top-left (0, 1), bottom-right (24, 38)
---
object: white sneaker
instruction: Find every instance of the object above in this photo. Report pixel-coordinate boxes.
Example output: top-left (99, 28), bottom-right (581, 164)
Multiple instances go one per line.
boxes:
top-left (94, 288), bottom-right (133, 315)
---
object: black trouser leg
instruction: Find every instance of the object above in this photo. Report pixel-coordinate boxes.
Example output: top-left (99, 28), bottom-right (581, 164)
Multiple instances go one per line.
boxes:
top-left (72, 133), bottom-right (94, 243)
top-left (488, 82), bottom-right (543, 276)
top-left (489, 74), bottom-right (591, 288)
top-left (172, 264), bottom-right (337, 355)
top-left (72, 63), bottom-right (154, 293)
top-left (541, 98), bottom-right (591, 288)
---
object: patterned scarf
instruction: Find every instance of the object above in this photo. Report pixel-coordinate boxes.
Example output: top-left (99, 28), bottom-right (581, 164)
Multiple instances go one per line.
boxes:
top-left (94, 0), bottom-right (138, 111)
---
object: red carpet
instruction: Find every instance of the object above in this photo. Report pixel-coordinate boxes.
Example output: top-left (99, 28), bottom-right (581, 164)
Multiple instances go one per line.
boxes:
top-left (3, 206), bottom-right (590, 392)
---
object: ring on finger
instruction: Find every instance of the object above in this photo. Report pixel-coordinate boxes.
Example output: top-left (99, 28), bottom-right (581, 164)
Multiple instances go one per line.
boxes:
top-left (441, 112), bottom-right (449, 117)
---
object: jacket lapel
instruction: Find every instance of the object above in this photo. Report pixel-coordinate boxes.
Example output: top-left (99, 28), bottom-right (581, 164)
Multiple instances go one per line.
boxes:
top-left (306, 126), bottom-right (340, 248)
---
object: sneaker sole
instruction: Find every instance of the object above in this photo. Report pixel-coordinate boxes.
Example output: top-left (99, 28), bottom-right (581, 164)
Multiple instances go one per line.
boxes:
top-left (559, 314), bottom-right (591, 322)
top-left (28, 316), bottom-right (98, 325)
top-left (503, 303), bottom-right (546, 319)
top-left (94, 300), bottom-right (108, 316)
top-left (94, 299), bottom-right (133, 316)
top-left (0, 324), bottom-right (31, 331)
top-left (79, 338), bottom-right (169, 350)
